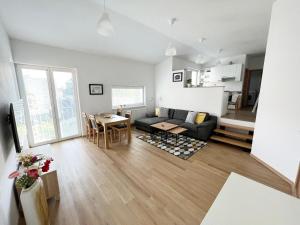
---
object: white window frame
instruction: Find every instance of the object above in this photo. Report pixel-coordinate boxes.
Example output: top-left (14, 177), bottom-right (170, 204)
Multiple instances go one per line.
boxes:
top-left (111, 86), bottom-right (146, 109)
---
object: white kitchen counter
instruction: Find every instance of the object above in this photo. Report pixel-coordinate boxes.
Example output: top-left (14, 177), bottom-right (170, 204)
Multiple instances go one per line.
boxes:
top-left (200, 173), bottom-right (300, 225)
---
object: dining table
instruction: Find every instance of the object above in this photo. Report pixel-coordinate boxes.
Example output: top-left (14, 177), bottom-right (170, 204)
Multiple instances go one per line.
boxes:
top-left (95, 114), bottom-right (131, 149)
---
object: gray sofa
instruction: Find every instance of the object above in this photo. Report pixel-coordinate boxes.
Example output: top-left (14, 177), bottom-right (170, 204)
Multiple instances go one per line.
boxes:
top-left (135, 108), bottom-right (217, 141)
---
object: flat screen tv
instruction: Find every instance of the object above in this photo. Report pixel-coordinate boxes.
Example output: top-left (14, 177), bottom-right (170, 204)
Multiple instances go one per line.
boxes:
top-left (9, 100), bottom-right (26, 153)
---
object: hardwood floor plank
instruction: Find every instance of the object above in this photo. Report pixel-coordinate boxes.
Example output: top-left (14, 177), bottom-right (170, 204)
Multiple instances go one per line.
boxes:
top-left (19, 128), bottom-right (291, 225)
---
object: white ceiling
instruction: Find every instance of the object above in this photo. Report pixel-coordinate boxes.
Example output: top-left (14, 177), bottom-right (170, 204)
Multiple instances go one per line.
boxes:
top-left (0, 0), bottom-right (275, 64)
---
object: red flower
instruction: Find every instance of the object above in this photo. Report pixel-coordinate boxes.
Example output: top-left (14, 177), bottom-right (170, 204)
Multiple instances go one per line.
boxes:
top-left (27, 169), bottom-right (39, 179)
top-left (42, 164), bottom-right (49, 172)
top-left (31, 156), bottom-right (38, 163)
top-left (41, 160), bottom-right (51, 172)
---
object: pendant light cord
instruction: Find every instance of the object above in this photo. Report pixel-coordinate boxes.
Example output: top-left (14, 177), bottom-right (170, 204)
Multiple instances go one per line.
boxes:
top-left (104, 0), bottom-right (106, 12)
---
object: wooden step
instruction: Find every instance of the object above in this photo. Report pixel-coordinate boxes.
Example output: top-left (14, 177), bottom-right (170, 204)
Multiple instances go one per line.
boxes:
top-left (214, 129), bottom-right (253, 140)
top-left (219, 122), bottom-right (254, 132)
top-left (210, 135), bottom-right (252, 149)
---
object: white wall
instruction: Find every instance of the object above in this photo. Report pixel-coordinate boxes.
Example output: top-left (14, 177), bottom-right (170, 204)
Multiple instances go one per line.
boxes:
top-left (252, 0), bottom-right (300, 183)
top-left (0, 21), bottom-right (19, 225)
top-left (11, 39), bottom-right (155, 124)
top-left (172, 56), bottom-right (200, 71)
top-left (155, 57), bottom-right (225, 116)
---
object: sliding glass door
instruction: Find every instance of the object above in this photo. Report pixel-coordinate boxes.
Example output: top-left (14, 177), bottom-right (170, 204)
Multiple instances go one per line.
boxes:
top-left (17, 65), bottom-right (81, 146)
top-left (19, 67), bottom-right (57, 144)
top-left (52, 69), bottom-right (80, 138)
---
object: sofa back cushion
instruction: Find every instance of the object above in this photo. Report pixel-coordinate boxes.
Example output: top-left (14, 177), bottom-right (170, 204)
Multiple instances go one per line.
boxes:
top-left (168, 109), bottom-right (175, 119)
top-left (158, 107), bottom-right (169, 118)
top-left (173, 109), bottom-right (189, 121)
top-left (209, 115), bottom-right (218, 123)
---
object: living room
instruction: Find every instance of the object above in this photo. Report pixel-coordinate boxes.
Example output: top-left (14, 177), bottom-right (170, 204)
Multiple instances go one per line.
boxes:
top-left (0, 0), bottom-right (299, 225)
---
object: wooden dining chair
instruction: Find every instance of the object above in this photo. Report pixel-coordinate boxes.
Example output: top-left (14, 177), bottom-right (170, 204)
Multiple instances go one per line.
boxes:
top-left (89, 115), bottom-right (113, 147)
top-left (82, 112), bottom-right (93, 140)
top-left (112, 111), bottom-right (131, 143)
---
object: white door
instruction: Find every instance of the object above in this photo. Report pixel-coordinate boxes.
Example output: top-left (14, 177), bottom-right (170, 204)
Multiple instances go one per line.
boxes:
top-left (17, 65), bottom-right (81, 146)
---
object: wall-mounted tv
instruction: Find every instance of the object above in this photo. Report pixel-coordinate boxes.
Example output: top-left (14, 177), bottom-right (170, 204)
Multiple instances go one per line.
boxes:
top-left (8, 100), bottom-right (27, 153)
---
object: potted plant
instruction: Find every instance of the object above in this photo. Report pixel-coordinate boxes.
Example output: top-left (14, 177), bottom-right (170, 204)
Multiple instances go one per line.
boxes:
top-left (186, 79), bottom-right (192, 88)
top-left (9, 153), bottom-right (53, 225)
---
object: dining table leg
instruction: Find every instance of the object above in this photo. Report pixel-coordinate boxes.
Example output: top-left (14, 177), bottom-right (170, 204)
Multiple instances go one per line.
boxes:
top-left (127, 119), bottom-right (131, 143)
top-left (104, 124), bottom-right (109, 149)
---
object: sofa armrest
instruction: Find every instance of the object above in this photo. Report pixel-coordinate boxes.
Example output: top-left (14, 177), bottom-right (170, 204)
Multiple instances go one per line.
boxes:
top-left (196, 120), bottom-right (217, 129)
top-left (146, 112), bottom-right (156, 118)
top-left (195, 120), bottom-right (217, 141)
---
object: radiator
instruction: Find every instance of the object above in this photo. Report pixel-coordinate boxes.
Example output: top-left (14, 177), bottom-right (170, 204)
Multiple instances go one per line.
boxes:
top-left (112, 107), bottom-right (147, 124)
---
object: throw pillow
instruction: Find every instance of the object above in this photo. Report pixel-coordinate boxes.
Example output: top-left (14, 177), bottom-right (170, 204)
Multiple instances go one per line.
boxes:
top-left (185, 111), bottom-right (197, 124)
top-left (159, 107), bottom-right (169, 118)
top-left (195, 112), bottom-right (207, 124)
top-left (155, 107), bottom-right (160, 117)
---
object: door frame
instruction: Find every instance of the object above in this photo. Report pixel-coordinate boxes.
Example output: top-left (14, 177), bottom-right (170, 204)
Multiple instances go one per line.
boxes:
top-left (16, 63), bottom-right (82, 147)
top-left (242, 69), bottom-right (263, 108)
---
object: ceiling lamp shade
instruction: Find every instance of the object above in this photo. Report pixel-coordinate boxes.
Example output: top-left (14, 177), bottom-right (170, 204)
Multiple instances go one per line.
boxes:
top-left (195, 55), bottom-right (205, 64)
top-left (165, 42), bottom-right (177, 56)
top-left (97, 12), bottom-right (114, 36)
top-left (165, 18), bottom-right (177, 57)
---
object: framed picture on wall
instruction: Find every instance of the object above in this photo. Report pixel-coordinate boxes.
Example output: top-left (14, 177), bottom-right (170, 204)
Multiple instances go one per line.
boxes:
top-left (173, 72), bottom-right (183, 82)
top-left (89, 84), bottom-right (103, 95)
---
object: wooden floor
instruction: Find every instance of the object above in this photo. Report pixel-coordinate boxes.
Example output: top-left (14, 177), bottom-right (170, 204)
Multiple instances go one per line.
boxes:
top-left (21, 129), bottom-right (291, 225)
top-left (222, 108), bottom-right (256, 122)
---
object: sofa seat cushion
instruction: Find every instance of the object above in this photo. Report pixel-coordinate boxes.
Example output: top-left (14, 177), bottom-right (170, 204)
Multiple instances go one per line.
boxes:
top-left (135, 117), bottom-right (168, 126)
top-left (173, 109), bottom-right (189, 121)
top-left (182, 122), bottom-right (199, 132)
top-left (166, 119), bottom-right (185, 125)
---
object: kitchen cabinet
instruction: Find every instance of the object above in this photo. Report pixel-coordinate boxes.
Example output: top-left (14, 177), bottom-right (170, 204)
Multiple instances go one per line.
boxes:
top-left (203, 64), bottom-right (243, 83)
top-left (218, 64), bottom-right (243, 81)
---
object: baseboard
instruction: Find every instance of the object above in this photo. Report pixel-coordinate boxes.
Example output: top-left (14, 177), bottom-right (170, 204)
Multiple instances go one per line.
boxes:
top-left (250, 153), bottom-right (295, 195)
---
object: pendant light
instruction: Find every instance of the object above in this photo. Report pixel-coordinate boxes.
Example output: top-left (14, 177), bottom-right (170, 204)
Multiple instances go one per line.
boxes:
top-left (195, 55), bottom-right (204, 64)
top-left (216, 48), bottom-right (223, 65)
top-left (195, 38), bottom-right (207, 64)
top-left (165, 42), bottom-right (177, 57)
top-left (165, 18), bottom-right (177, 56)
top-left (97, 0), bottom-right (114, 37)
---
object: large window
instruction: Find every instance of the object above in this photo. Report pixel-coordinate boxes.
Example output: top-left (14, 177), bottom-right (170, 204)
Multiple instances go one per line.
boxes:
top-left (112, 86), bottom-right (145, 108)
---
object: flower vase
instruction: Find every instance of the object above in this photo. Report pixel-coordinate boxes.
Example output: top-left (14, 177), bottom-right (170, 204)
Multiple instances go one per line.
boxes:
top-left (20, 178), bottom-right (49, 225)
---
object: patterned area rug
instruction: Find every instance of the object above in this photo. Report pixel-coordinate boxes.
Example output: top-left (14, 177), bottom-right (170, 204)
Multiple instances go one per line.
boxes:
top-left (137, 133), bottom-right (207, 160)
